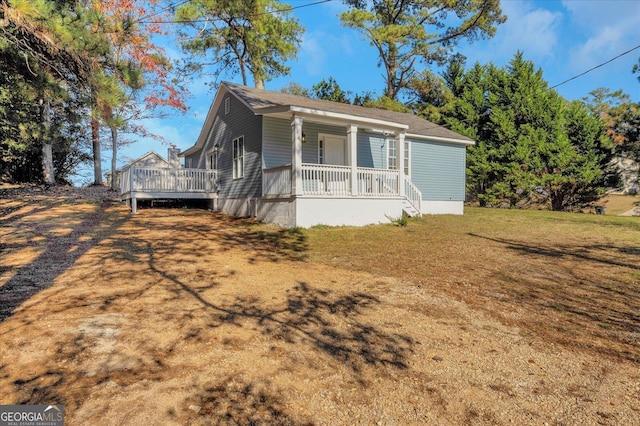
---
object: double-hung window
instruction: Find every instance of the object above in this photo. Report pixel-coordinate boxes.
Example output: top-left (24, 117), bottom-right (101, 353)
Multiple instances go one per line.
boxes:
top-left (388, 138), bottom-right (410, 175)
top-left (388, 139), bottom-right (397, 170)
top-left (403, 140), bottom-right (410, 176)
top-left (233, 136), bottom-right (244, 179)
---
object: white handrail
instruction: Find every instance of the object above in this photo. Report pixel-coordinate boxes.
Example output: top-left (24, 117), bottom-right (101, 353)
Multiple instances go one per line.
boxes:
top-left (121, 166), bottom-right (217, 194)
top-left (404, 178), bottom-right (422, 215)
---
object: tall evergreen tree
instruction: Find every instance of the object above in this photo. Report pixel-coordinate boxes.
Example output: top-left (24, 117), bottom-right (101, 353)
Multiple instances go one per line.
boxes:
top-left (1, 0), bottom-right (122, 184)
top-left (0, 40), bottom-right (90, 183)
top-left (440, 53), bottom-right (613, 210)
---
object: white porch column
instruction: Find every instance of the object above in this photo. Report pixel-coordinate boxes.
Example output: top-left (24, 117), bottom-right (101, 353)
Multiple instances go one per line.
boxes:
top-left (347, 124), bottom-right (358, 196)
top-left (397, 131), bottom-right (406, 197)
top-left (291, 114), bottom-right (303, 196)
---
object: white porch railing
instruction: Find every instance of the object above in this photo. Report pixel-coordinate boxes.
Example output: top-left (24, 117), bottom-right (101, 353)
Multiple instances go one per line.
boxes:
top-left (261, 164), bottom-right (420, 214)
top-left (263, 164), bottom-right (292, 197)
top-left (120, 166), bottom-right (217, 195)
top-left (301, 163), bottom-right (351, 196)
top-left (263, 164), bottom-right (408, 198)
top-left (357, 167), bottom-right (399, 197)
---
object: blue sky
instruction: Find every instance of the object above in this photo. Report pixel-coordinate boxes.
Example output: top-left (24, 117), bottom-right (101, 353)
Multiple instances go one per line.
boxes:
top-left (75, 0), bottom-right (640, 184)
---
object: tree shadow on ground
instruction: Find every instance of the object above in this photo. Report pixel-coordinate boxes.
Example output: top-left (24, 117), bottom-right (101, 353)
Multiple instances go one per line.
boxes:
top-left (0, 198), bottom-right (129, 322)
top-left (147, 231), bottom-right (415, 372)
top-left (469, 233), bottom-right (639, 271)
top-left (147, 210), bottom-right (309, 262)
top-left (4, 208), bottom-right (415, 421)
top-left (183, 376), bottom-right (313, 425)
top-left (219, 219), bottom-right (309, 263)
top-left (468, 233), bottom-right (640, 363)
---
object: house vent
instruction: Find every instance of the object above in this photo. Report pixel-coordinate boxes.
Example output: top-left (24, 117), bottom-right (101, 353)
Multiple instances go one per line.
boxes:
top-left (224, 97), bottom-right (230, 114)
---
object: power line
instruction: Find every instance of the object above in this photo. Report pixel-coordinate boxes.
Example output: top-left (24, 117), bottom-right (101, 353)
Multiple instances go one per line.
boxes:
top-left (550, 43), bottom-right (640, 90)
top-left (134, 0), bottom-right (192, 24)
top-left (139, 0), bottom-right (335, 25)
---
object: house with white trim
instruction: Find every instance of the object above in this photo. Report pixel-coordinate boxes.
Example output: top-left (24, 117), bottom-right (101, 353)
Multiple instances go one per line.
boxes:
top-left (121, 82), bottom-right (474, 227)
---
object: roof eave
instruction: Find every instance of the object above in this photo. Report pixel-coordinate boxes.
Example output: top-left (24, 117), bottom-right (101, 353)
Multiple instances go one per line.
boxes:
top-left (406, 133), bottom-right (475, 146)
top-left (258, 105), bottom-right (409, 131)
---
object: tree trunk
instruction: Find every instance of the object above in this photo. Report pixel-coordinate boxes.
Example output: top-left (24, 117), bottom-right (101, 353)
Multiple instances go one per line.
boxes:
top-left (239, 60), bottom-right (248, 86)
top-left (550, 189), bottom-right (565, 211)
top-left (254, 77), bottom-right (264, 89)
top-left (41, 98), bottom-right (55, 185)
top-left (110, 125), bottom-right (118, 191)
top-left (92, 116), bottom-right (102, 185)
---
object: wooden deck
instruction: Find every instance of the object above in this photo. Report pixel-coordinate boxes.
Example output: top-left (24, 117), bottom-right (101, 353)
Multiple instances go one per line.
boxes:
top-left (120, 166), bottom-right (218, 213)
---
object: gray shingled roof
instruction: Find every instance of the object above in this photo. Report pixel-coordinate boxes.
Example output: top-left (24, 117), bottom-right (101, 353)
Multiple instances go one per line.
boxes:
top-left (224, 81), bottom-right (474, 143)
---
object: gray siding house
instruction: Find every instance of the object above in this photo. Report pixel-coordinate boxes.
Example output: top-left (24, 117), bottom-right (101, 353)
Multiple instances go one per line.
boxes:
top-left (123, 82), bottom-right (474, 227)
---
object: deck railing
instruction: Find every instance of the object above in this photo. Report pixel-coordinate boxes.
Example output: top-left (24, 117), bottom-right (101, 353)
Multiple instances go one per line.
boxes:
top-left (120, 166), bottom-right (217, 195)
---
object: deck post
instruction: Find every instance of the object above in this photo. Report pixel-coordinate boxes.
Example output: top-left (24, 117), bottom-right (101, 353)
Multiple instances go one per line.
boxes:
top-left (129, 166), bottom-right (135, 195)
top-left (291, 114), bottom-right (303, 196)
top-left (131, 196), bottom-right (137, 214)
top-left (397, 131), bottom-right (406, 197)
top-left (347, 124), bottom-right (358, 196)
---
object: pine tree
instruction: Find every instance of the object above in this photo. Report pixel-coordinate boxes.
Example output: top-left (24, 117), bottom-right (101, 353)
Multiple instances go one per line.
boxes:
top-left (341, 0), bottom-right (506, 100)
top-left (439, 52), bottom-right (613, 210)
top-left (176, 0), bottom-right (303, 88)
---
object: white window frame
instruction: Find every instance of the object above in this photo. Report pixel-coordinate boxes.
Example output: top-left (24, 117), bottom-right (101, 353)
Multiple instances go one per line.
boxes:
top-left (403, 139), bottom-right (411, 177)
top-left (318, 137), bottom-right (324, 164)
top-left (206, 149), bottom-right (218, 170)
top-left (185, 158), bottom-right (192, 168)
top-left (387, 138), bottom-right (397, 170)
top-left (232, 136), bottom-right (244, 179)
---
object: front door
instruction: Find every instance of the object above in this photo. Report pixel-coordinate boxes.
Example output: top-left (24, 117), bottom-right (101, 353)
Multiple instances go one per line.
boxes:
top-left (323, 134), bottom-right (346, 165)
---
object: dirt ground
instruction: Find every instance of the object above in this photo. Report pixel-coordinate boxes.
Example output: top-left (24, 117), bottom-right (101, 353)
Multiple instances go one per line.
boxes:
top-left (0, 186), bottom-right (638, 425)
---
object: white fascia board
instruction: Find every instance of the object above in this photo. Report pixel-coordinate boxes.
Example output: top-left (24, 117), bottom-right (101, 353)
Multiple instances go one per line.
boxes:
top-left (406, 133), bottom-right (475, 146)
top-left (258, 105), bottom-right (408, 131)
top-left (291, 106), bottom-right (409, 130)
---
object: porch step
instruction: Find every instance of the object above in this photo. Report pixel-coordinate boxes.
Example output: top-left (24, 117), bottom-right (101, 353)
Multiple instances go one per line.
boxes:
top-left (402, 200), bottom-right (420, 217)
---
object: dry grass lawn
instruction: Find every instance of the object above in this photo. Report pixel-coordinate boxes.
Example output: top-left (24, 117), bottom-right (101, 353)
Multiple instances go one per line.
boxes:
top-left (597, 194), bottom-right (640, 215)
top-left (0, 186), bottom-right (638, 425)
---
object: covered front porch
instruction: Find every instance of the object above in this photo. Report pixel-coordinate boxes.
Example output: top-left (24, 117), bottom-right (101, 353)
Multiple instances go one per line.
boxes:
top-left (262, 163), bottom-right (422, 215)
top-left (259, 112), bottom-right (422, 218)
